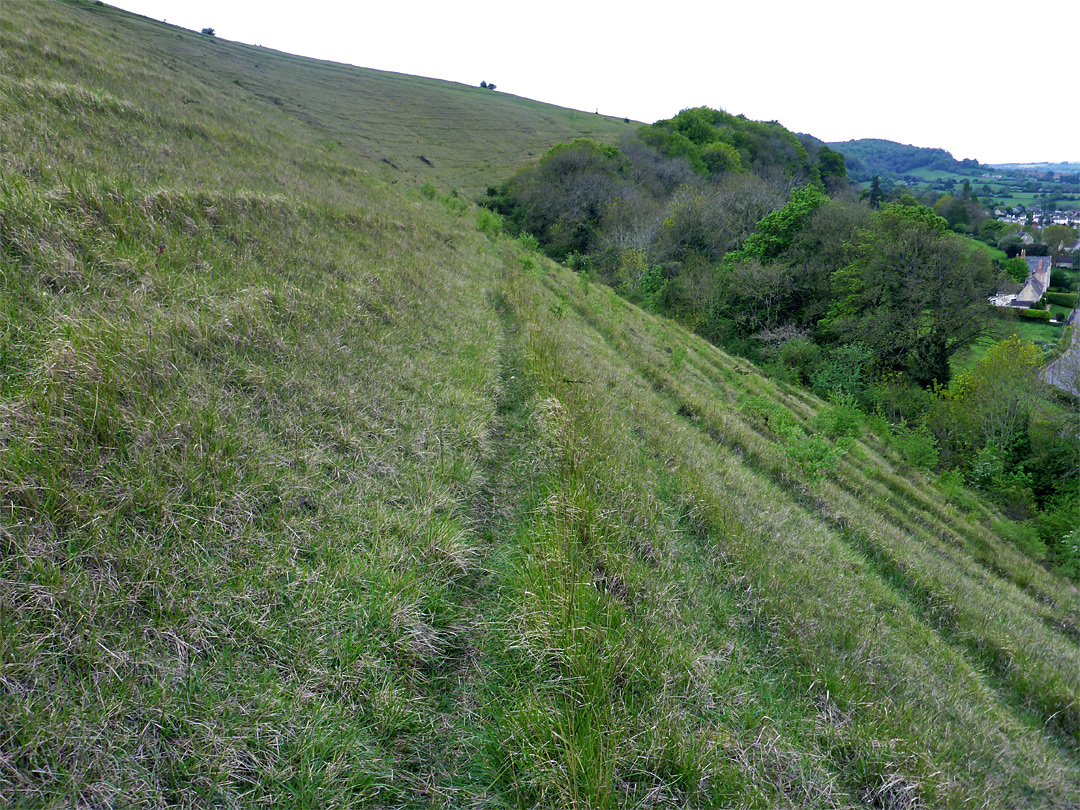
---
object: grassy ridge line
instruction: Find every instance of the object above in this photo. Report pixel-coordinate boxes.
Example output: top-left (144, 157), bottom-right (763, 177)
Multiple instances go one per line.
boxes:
top-left (14, 0), bottom-right (637, 196)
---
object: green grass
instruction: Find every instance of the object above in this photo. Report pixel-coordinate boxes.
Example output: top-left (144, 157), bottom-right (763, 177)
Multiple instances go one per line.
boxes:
top-left (960, 234), bottom-right (1006, 262)
top-left (2, 1), bottom-right (1078, 807)
top-left (878, 164), bottom-right (1065, 210)
top-left (952, 311), bottom-right (1066, 373)
top-left (999, 316), bottom-right (1065, 345)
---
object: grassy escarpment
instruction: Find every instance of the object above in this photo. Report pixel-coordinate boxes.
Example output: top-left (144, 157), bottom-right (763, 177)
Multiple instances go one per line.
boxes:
top-left (2, 1), bottom-right (1079, 807)
top-left (0, 0), bottom-right (633, 198)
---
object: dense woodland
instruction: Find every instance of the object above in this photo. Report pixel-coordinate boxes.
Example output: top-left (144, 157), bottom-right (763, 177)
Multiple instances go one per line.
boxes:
top-left (482, 108), bottom-right (1080, 577)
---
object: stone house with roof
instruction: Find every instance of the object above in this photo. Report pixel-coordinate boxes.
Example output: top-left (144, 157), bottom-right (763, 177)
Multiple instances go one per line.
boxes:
top-left (992, 253), bottom-right (1053, 309)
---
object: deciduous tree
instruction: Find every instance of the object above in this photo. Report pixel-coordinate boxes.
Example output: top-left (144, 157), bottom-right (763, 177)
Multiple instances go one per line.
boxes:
top-left (944, 334), bottom-right (1045, 452)
top-left (824, 203), bottom-right (996, 387)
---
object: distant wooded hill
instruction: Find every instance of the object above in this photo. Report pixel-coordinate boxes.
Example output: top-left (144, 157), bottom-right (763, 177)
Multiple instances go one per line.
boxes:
top-left (811, 137), bottom-right (975, 180)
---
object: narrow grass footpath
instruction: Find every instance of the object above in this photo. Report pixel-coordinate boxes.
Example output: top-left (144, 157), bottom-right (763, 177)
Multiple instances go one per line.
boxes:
top-left (429, 275), bottom-right (548, 803)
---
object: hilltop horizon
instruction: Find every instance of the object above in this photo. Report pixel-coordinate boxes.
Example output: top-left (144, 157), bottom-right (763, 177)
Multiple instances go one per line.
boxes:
top-left (104, 0), bottom-right (1079, 166)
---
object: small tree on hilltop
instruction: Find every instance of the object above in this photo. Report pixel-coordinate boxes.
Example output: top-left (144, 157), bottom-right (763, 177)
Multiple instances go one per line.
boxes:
top-left (201, 27), bottom-right (215, 36)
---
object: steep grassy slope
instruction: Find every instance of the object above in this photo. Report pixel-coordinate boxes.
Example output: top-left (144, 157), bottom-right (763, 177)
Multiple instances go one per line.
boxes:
top-left (2, 2), bottom-right (1079, 808)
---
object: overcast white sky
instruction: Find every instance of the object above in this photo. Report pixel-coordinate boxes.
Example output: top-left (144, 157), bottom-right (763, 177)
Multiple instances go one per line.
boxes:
top-left (109, 0), bottom-right (1076, 165)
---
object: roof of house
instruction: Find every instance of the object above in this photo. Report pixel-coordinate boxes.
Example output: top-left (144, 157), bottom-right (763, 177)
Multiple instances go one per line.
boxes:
top-left (1024, 255), bottom-right (1052, 281)
top-left (1013, 276), bottom-right (1046, 305)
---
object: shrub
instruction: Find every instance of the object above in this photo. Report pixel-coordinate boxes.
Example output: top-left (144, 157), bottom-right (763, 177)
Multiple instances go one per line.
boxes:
top-left (812, 391), bottom-right (862, 440)
top-left (810, 342), bottom-right (873, 402)
top-left (1017, 307), bottom-right (1051, 321)
top-left (520, 253), bottom-right (542, 278)
top-left (967, 443), bottom-right (1005, 491)
top-left (993, 520), bottom-right (1047, 561)
top-left (937, 468), bottom-right (975, 508)
top-left (1049, 268), bottom-right (1071, 289)
top-left (201, 27), bottom-right (215, 36)
top-left (549, 290), bottom-right (568, 319)
top-left (476, 207), bottom-right (503, 236)
top-left (1044, 291), bottom-right (1077, 307)
top-left (1037, 498), bottom-right (1080, 579)
top-left (967, 444), bottom-right (1035, 518)
top-left (635, 263), bottom-right (667, 312)
top-left (1002, 257), bottom-right (1029, 283)
top-left (785, 433), bottom-right (848, 477)
top-left (443, 195), bottom-right (468, 215)
top-left (778, 337), bottom-right (821, 385)
top-left (870, 370), bottom-right (930, 424)
top-left (1054, 529), bottom-right (1080, 579)
top-left (865, 412), bottom-right (891, 439)
top-left (740, 394), bottom-right (798, 440)
top-left (889, 419), bottom-right (938, 470)
top-left (420, 183), bottom-right (436, 200)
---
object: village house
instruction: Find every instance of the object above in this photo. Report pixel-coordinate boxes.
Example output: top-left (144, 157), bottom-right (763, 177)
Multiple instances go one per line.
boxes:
top-left (1052, 239), bottom-right (1079, 268)
top-left (991, 252), bottom-right (1053, 308)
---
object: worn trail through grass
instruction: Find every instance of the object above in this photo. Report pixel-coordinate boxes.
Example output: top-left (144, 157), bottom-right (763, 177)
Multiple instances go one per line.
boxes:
top-left (2, 2), bottom-right (1078, 806)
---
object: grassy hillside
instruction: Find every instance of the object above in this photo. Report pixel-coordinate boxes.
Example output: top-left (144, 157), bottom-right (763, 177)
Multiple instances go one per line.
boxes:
top-left (0, 0), bottom-right (635, 197)
top-left (2, 2), bottom-right (1079, 808)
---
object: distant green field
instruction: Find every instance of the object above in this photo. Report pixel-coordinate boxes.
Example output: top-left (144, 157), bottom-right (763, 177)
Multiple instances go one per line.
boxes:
top-left (901, 166), bottom-right (981, 182)
top-left (991, 192), bottom-right (1046, 208)
top-left (976, 241), bottom-right (1008, 261)
top-left (866, 163), bottom-right (1074, 212)
top-left (957, 235), bottom-right (1006, 262)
